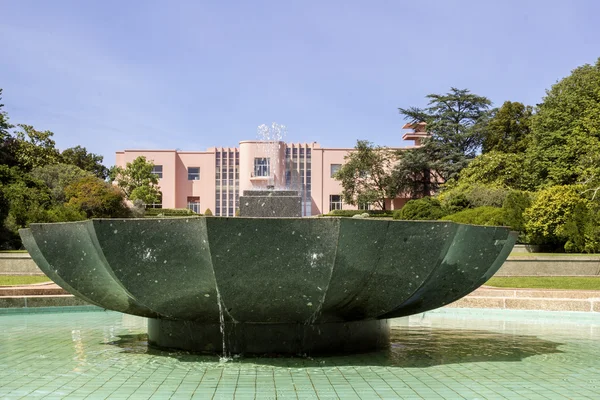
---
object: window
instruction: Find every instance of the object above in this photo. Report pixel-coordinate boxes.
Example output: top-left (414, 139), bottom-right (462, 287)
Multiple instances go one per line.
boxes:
top-left (187, 197), bottom-right (200, 213)
top-left (188, 167), bottom-right (200, 180)
top-left (254, 157), bottom-right (270, 177)
top-left (358, 202), bottom-right (371, 210)
top-left (330, 164), bottom-right (341, 178)
top-left (329, 195), bottom-right (342, 212)
top-left (151, 165), bottom-right (163, 179)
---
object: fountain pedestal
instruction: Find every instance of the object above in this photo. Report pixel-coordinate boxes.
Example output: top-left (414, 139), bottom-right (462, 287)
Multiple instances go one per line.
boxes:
top-left (239, 190), bottom-right (302, 218)
top-left (148, 319), bottom-right (390, 354)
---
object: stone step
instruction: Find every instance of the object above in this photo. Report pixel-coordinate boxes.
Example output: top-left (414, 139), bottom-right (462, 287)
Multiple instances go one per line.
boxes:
top-left (0, 295), bottom-right (90, 308)
top-left (475, 286), bottom-right (600, 299)
top-left (0, 282), bottom-right (68, 297)
top-left (448, 295), bottom-right (600, 312)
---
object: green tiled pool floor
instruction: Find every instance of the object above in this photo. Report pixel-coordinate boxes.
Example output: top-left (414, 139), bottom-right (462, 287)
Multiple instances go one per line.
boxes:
top-left (1, 310), bottom-right (600, 399)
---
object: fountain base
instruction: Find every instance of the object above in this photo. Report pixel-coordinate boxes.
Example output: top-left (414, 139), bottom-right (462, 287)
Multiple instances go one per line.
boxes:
top-left (148, 319), bottom-right (390, 355)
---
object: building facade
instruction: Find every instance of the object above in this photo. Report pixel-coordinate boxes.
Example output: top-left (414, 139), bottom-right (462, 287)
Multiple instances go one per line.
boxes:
top-left (115, 126), bottom-right (422, 216)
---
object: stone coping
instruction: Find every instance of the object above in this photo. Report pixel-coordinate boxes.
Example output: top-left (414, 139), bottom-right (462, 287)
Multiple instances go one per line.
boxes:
top-left (0, 253), bottom-right (31, 259)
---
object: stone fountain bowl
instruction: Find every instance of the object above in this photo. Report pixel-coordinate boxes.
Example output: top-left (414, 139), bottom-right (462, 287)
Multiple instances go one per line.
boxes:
top-left (20, 218), bottom-right (516, 355)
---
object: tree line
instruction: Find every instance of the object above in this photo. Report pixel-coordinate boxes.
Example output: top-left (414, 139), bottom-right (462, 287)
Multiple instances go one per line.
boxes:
top-left (335, 58), bottom-right (600, 252)
top-left (0, 91), bottom-right (160, 249)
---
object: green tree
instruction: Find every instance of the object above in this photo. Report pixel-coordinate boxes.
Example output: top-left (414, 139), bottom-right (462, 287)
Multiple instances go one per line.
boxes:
top-left (502, 190), bottom-right (533, 235)
top-left (333, 140), bottom-right (396, 210)
top-left (398, 88), bottom-right (492, 186)
top-left (523, 185), bottom-right (587, 248)
top-left (560, 202), bottom-right (600, 253)
top-left (526, 58), bottom-right (600, 187)
top-left (109, 156), bottom-right (160, 205)
top-left (65, 176), bottom-right (131, 218)
top-left (61, 145), bottom-right (109, 180)
top-left (0, 89), bottom-right (16, 167)
top-left (13, 124), bottom-right (61, 171)
top-left (0, 89), bottom-right (13, 140)
top-left (30, 163), bottom-right (93, 203)
top-left (391, 147), bottom-right (433, 198)
top-left (0, 167), bottom-right (53, 244)
top-left (482, 101), bottom-right (533, 154)
top-left (454, 151), bottom-right (529, 190)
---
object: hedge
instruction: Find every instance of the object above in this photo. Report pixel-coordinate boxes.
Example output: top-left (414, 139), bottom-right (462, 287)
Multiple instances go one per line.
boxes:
top-left (441, 206), bottom-right (506, 226)
top-left (325, 210), bottom-right (394, 218)
top-left (144, 208), bottom-right (198, 217)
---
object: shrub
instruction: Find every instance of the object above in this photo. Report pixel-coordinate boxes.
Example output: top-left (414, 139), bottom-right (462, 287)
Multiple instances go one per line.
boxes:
top-left (204, 208), bottom-right (213, 216)
top-left (441, 206), bottom-right (506, 226)
top-left (523, 185), bottom-right (587, 247)
top-left (439, 184), bottom-right (509, 213)
top-left (467, 186), bottom-right (510, 208)
top-left (393, 197), bottom-right (447, 220)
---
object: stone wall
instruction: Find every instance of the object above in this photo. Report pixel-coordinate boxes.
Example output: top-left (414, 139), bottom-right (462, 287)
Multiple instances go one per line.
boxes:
top-left (0, 253), bottom-right (43, 275)
top-left (496, 254), bottom-right (600, 276)
top-left (3, 250), bottom-right (600, 277)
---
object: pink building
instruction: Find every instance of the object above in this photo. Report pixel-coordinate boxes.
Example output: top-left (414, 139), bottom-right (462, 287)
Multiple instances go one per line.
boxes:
top-left (115, 128), bottom-right (422, 216)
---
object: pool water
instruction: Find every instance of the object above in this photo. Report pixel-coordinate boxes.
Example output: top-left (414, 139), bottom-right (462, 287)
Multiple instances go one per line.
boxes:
top-left (1, 308), bottom-right (599, 399)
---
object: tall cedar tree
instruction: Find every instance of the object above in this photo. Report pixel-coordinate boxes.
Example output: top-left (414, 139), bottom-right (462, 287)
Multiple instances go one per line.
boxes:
top-left (397, 88), bottom-right (492, 194)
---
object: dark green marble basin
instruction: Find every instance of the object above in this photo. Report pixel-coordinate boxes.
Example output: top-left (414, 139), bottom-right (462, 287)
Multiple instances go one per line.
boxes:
top-left (19, 218), bottom-right (516, 323)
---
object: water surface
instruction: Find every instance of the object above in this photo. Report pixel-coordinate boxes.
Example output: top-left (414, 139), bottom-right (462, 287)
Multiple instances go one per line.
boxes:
top-left (1, 309), bottom-right (599, 399)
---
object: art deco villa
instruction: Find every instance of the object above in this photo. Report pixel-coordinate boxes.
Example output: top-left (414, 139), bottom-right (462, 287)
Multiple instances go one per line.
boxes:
top-left (115, 123), bottom-right (427, 216)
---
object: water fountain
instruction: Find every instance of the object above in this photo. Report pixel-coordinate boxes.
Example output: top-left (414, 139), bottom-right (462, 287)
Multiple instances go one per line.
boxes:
top-left (19, 217), bottom-right (516, 355)
top-left (239, 122), bottom-right (302, 217)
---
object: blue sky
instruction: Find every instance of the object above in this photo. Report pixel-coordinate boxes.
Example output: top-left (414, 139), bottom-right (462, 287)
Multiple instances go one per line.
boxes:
top-left (1, 0), bottom-right (599, 165)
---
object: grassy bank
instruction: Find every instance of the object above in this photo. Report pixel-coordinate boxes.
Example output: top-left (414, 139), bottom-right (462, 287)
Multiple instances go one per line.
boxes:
top-left (0, 275), bottom-right (51, 286)
top-left (486, 276), bottom-right (600, 290)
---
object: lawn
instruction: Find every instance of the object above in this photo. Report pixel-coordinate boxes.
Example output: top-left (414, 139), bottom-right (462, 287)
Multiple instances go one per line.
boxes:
top-left (0, 275), bottom-right (51, 286)
top-left (486, 276), bottom-right (600, 290)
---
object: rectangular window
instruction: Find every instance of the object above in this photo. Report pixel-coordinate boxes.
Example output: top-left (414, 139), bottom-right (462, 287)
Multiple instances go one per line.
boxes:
top-left (358, 202), bottom-right (371, 210)
top-left (330, 164), bottom-right (341, 178)
top-left (187, 197), bottom-right (200, 214)
top-left (329, 195), bottom-right (343, 212)
top-left (151, 165), bottom-right (163, 179)
top-left (188, 167), bottom-right (200, 180)
top-left (253, 157), bottom-right (270, 177)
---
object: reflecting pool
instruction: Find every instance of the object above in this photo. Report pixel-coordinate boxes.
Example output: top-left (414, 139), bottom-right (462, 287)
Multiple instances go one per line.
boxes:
top-left (1, 308), bottom-right (599, 399)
